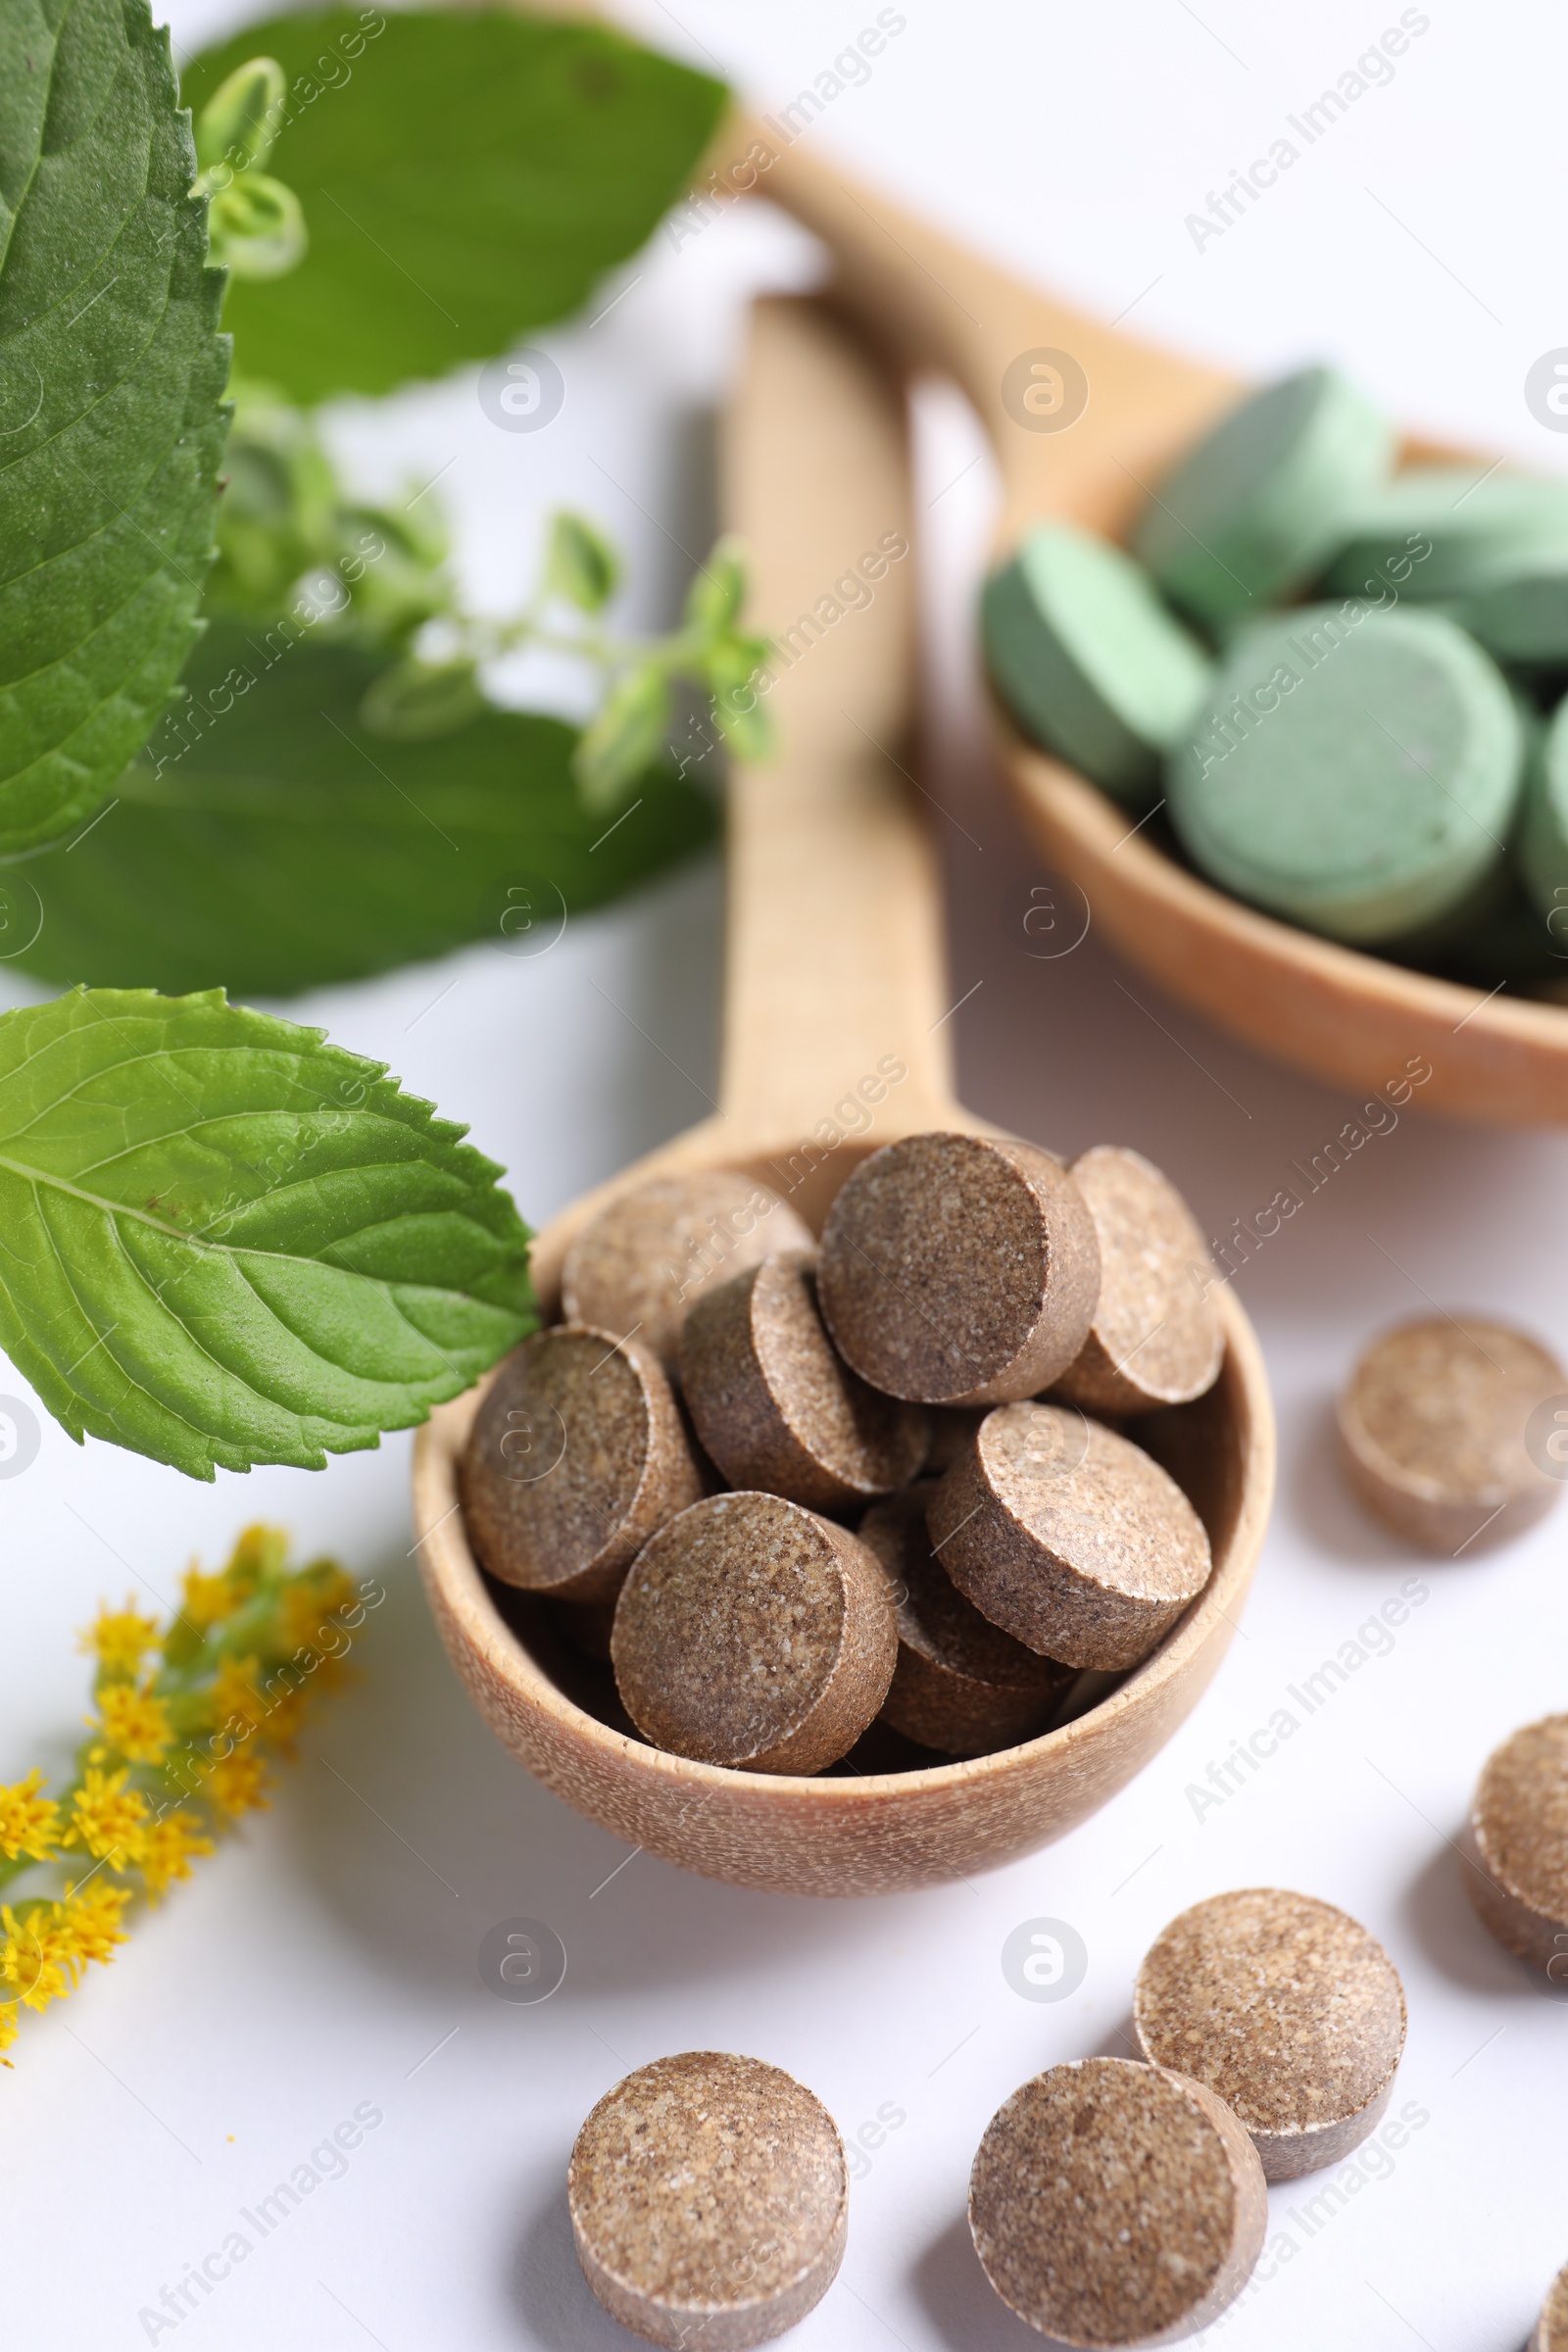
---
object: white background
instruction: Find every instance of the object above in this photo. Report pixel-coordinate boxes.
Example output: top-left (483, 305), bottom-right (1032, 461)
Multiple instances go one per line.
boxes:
top-left (5, 3), bottom-right (1568, 2346)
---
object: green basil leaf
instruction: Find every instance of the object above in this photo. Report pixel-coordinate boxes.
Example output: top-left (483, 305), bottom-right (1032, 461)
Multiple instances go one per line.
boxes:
top-left (9, 624), bottom-right (717, 999)
top-left (0, 988), bottom-right (535, 1479)
top-left (0, 0), bottom-right (229, 856)
top-left (179, 10), bottom-right (726, 402)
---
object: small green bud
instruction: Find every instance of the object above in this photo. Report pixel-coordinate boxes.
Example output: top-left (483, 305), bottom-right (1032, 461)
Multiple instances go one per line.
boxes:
top-left (208, 174), bottom-right (308, 280)
top-left (359, 662), bottom-right (484, 741)
top-left (573, 665), bottom-right (671, 809)
top-left (683, 536), bottom-right (748, 636)
top-left (546, 512), bottom-right (621, 614)
top-left (706, 639), bottom-right (774, 764)
top-left (195, 58), bottom-right (287, 178)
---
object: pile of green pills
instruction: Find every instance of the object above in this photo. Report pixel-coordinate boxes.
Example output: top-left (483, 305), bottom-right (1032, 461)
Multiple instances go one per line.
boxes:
top-left (984, 364), bottom-right (1568, 984)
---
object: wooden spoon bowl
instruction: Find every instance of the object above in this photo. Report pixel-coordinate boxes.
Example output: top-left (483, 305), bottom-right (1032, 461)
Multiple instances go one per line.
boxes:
top-left (736, 124), bottom-right (1568, 1126)
top-left (414, 295), bottom-right (1273, 1897)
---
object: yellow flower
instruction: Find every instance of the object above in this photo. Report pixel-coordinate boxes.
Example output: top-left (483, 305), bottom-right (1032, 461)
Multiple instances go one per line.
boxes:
top-left (58, 1880), bottom-right (132, 1969)
top-left (78, 1600), bottom-right (161, 1681)
top-left (277, 1564), bottom-right (357, 1656)
top-left (63, 1769), bottom-right (149, 1866)
top-left (206, 1749), bottom-right (270, 1817)
top-left (208, 1655), bottom-right (268, 1740)
top-left (225, 1524), bottom-right (288, 1598)
top-left (91, 1682), bottom-right (173, 1766)
top-left (0, 1998), bottom-right (17, 2067)
top-left (1, 1902), bottom-right (75, 2012)
top-left (0, 1769), bottom-right (61, 1862)
top-left (259, 1681), bottom-right (309, 1754)
top-left (137, 1814), bottom-right (214, 1902)
top-left (177, 1566), bottom-right (234, 1637)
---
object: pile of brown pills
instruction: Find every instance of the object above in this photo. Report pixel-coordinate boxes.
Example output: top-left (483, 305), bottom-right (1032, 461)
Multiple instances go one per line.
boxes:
top-left (680, 1250), bottom-right (928, 1510)
top-left (1338, 1312), bottom-right (1566, 1553)
top-left (561, 1170), bottom-right (815, 1367)
top-left (968, 1887), bottom-right (1403, 2339)
top-left (568, 2051), bottom-right (846, 2348)
top-left (1133, 1888), bottom-right (1407, 2180)
top-left (1468, 1714), bottom-right (1568, 1974)
top-left (968, 2056), bottom-right (1267, 2345)
top-left (460, 1138), bottom-right (1224, 1777)
top-left (858, 1486), bottom-right (1071, 1755)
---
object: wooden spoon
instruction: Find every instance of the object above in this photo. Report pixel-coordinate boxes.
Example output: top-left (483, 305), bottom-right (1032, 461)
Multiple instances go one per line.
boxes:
top-left (413, 293), bottom-right (1273, 1896)
top-left (713, 119), bottom-right (1568, 1125)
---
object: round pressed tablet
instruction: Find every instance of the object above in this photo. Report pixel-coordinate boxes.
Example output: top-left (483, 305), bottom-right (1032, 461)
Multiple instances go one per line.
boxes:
top-left (1456, 558), bottom-right (1568, 666)
top-left (1051, 1146), bottom-right (1223, 1416)
top-left (1322, 466), bottom-right (1568, 602)
top-left (1170, 608), bottom-right (1523, 946)
top-left (982, 522), bottom-right (1212, 808)
top-left (562, 1173), bottom-right (816, 1370)
top-left (1134, 365), bottom-right (1395, 624)
top-left (568, 2051), bottom-right (847, 2350)
top-left (1467, 1716), bottom-right (1568, 1976)
top-left (1532, 2261), bottom-right (1568, 2352)
top-left (1520, 692), bottom-right (1568, 936)
top-left (679, 1251), bottom-right (928, 1512)
top-left (817, 1131), bottom-right (1101, 1407)
top-left (462, 1326), bottom-right (703, 1603)
top-left (1337, 1314), bottom-right (1565, 1553)
top-left (968, 2057), bottom-right (1267, 2347)
top-left (929, 1403), bottom-right (1211, 1671)
top-left (1133, 1889), bottom-right (1407, 2181)
top-left (611, 1493), bottom-right (897, 1774)
top-left (858, 1486), bottom-right (1070, 1755)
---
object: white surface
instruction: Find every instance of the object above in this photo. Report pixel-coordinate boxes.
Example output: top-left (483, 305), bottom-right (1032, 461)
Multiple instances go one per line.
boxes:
top-left (5, 4), bottom-right (1568, 2346)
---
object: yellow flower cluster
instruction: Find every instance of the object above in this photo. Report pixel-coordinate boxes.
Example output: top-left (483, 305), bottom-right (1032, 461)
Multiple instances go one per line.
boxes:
top-left (0, 1524), bottom-right (373, 2068)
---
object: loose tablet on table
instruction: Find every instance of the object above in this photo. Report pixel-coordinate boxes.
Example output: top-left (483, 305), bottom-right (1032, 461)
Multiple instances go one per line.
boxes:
top-left (569, 2051), bottom-right (846, 2348)
top-left (1337, 1313), bottom-right (1565, 1552)
top-left (1533, 2262), bottom-right (1568, 2352)
top-left (1468, 1715), bottom-right (1568, 1976)
top-left (969, 2056), bottom-right (1266, 2345)
top-left (1134, 1888), bottom-right (1406, 2180)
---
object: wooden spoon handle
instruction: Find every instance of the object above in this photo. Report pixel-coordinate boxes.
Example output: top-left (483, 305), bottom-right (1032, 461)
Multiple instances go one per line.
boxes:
top-left (710, 113), bottom-right (1234, 544)
top-left (717, 295), bottom-right (957, 1150)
